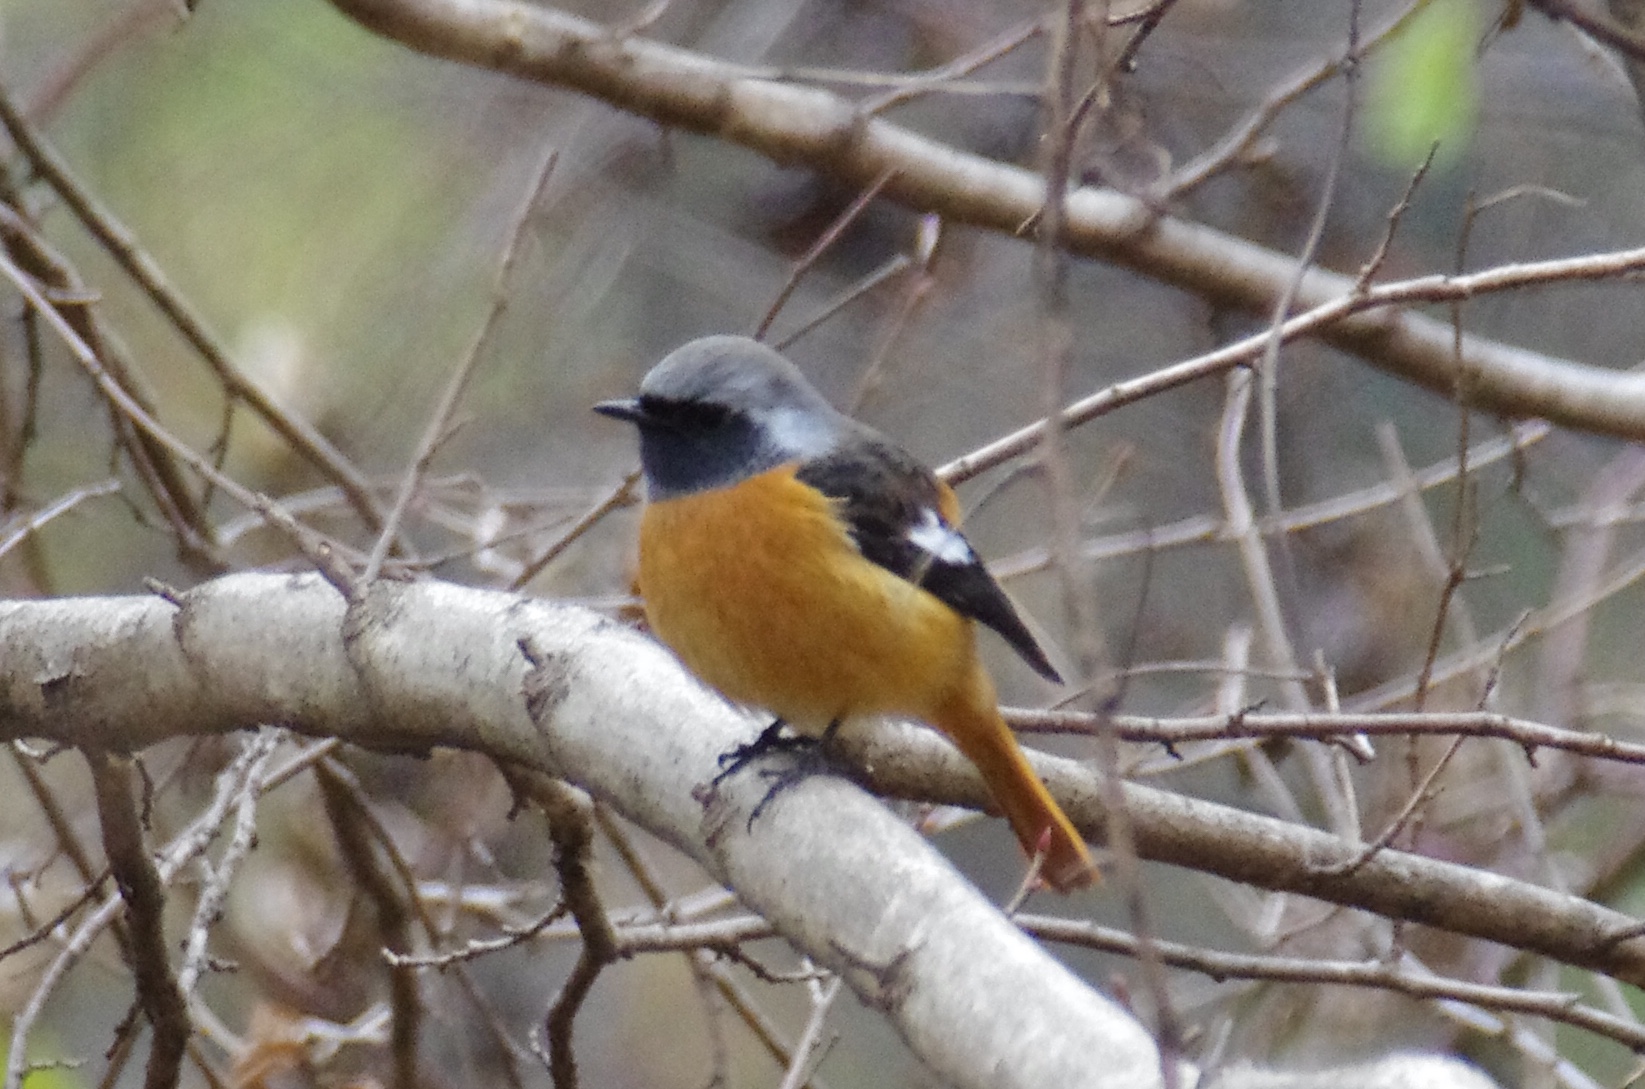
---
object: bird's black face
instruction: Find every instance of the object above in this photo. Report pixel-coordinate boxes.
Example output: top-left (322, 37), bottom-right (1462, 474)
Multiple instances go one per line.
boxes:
top-left (594, 394), bottom-right (780, 500)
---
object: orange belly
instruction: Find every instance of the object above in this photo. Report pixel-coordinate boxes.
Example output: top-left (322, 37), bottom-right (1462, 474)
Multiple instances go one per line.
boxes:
top-left (637, 465), bottom-right (975, 733)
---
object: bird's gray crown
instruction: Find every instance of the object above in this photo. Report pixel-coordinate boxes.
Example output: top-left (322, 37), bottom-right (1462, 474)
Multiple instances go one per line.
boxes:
top-left (639, 336), bottom-right (839, 422)
top-left (627, 336), bottom-right (851, 499)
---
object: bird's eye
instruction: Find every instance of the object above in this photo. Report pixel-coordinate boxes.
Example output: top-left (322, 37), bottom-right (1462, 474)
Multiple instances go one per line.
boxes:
top-left (640, 396), bottom-right (732, 430)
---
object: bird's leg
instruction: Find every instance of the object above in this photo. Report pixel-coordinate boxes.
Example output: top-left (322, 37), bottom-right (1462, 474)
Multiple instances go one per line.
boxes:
top-left (743, 718), bottom-right (861, 829)
top-left (714, 717), bottom-right (812, 784)
top-left (712, 718), bottom-right (861, 830)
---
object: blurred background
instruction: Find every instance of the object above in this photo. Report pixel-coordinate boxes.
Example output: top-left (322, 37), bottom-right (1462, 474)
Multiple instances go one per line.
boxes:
top-left (2, 0), bottom-right (1645, 1085)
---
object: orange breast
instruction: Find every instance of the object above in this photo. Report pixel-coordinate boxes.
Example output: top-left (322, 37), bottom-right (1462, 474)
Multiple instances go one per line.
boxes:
top-left (637, 464), bottom-right (976, 733)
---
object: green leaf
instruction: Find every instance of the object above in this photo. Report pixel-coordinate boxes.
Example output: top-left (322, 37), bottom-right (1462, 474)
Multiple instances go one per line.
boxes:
top-left (1365, 0), bottom-right (1481, 168)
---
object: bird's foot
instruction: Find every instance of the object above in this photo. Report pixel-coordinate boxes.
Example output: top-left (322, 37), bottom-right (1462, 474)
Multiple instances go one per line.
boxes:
top-left (715, 719), bottom-right (853, 831)
top-left (713, 718), bottom-right (813, 785)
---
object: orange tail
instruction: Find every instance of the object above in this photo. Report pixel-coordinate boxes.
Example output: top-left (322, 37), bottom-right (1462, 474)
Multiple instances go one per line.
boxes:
top-left (932, 670), bottom-right (1097, 892)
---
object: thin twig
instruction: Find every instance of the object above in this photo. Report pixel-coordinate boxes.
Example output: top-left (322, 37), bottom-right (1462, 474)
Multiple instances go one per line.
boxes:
top-left (511, 472), bottom-right (639, 591)
top-left (990, 417), bottom-right (1550, 577)
top-left (775, 975), bottom-right (841, 1089)
top-left (364, 146), bottom-right (559, 583)
top-left (86, 751), bottom-right (189, 1089)
top-left (847, 215), bottom-right (940, 412)
top-left (772, 253), bottom-right (911, 353)
top-left (1017, 915), bottom-right (1645, 1052)
top-left (315, 760), bottom-right (424, 1089)
top-left (1529, 0), bottom-right (1645, 61)
top-left (938, 233), bottom-right (1645, 486)
top-left (385, 901), bottom-right (570, 966)
top-left (752, 167), bottom-right (898, 343)
top-left (1160, 0), bottom-right (1423, 198)
top-left (7, 735), bottom-right (308, 1089)
top-left (1319, 734), bottom-right (1465, 878)
top-left (1037, 5), bottom-right (1180, 1077)
top-left (1374, 422), bottom-right (1487, 700)
top-left (24, 1), bottom-right (180, 122)
top-left (511, 776), bottom-right (617, 1089)
top-left (859, 18), bottom-right (1043, 115)
top-left (0, 248), bottom-right (358, 596)
top-left (0, 479), bottom-right (121, 560)
top-left (586, 804), bottom-right (821, 1088)
top-left (176, 732), bottom-right (280, 998)
top-left (0, 201), bottom-right (216, 565)
top-left (0, 870), bottom-right (108, 962)
top-left (1357, 147), bottom-right (1439, 287)
top-left (1255, 0), bottom-right (1360, 522)
top-left (1010, 706), bottom-right (1645, 766)
top-left (0, 82), bottom-right (389, 537)
top-left (1112, 0), bottom-right (1179, 72)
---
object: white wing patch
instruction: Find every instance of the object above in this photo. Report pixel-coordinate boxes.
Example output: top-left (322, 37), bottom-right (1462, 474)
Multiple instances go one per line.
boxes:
top-left (764, 406), bottom-right (841, 461)
top-left (907, 508), bottom-right (975, 566)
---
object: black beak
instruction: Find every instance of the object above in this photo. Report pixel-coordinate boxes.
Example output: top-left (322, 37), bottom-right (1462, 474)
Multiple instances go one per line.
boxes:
top-left (593, 397), bottom-right (645, 424)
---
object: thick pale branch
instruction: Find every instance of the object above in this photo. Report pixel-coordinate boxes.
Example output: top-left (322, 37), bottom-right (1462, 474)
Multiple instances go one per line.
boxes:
top-left (3, 575), bottom-right (1643, 995)
top-left (0, 574), bottom-right (1169, 1089)
top-left (324, 0), bottom-right (1645, 439)
top-left (849, 722), bottom-right (1645, 985)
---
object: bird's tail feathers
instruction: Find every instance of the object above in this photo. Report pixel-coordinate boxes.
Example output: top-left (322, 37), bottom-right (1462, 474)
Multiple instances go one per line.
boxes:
top-left (934, 680), bottom-right (1097, 892)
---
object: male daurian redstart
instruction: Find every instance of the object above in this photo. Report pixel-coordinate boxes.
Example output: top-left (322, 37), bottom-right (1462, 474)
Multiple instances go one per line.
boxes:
top-left (595, 335), bottom-right (1096, 891)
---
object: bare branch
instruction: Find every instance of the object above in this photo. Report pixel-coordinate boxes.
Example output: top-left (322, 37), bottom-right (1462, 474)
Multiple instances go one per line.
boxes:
top-left (0, 248), bottom-right (360, 596)
top-left (5, 575), bottom-right (1645, 997)
top-left (316, 760), bottom-right (425, 1089)
top-left (1018, 915), bottom-right (1645, 1053)
top-left (323, 0), bottom-right (1645, 441)
top-left (0, 573), bottom-right (1168, 1089)
top-left (0, 83), bottom-right (388, 537)
top-left (1012, 707), bottom-right (1645, 767)
top-left (8, 733), bottom-right (275, 1089)
top-left (506, 772), bottom-right (618, 1089)
top-left (87, 751), bottom-right (189, 1089)
top-left (365, 146), bottom-right (560, 583)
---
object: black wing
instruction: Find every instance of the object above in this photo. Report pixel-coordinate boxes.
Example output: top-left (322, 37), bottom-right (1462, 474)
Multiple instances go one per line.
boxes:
top-left (796, 438), bottom-right (1063, 684)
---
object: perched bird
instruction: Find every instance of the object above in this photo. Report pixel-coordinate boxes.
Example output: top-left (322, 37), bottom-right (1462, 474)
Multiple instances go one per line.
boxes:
top-left (595, 335), bottom-right (1096, 891)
